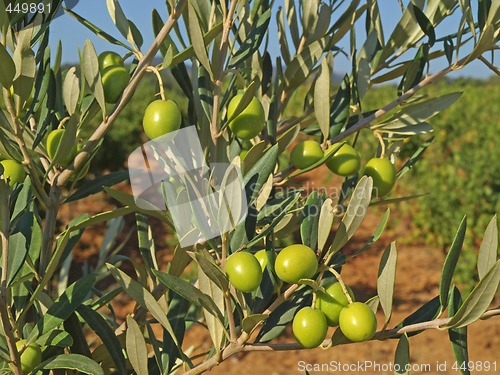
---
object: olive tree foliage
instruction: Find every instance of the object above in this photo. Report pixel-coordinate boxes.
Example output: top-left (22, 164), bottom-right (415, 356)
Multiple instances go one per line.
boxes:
top-left (0, 0), bottom-right (499, 374)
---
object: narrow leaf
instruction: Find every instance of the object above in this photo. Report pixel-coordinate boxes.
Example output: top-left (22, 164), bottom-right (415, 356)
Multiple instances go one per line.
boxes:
top-left (394, 334), bottom-right (410, 374)
top-left (107, 265), bottom-right (180, 346)
top-left (40, 354), bottom-right (104, 375)
top-left (477, 215), bottom-right (498, 280)
top-left (448, 286), bottom-right (470, 375)
top-left (126, 316), bottom-right (149, 375)
top-left (377, 242), bottom-right (398, 326)
top-left (82, 40), bottom-right (106, 114)
top-left (152, 269), bottom-right (224, 323)
top-left (187, 2), bottom-right (213, 79)
top-left (0, 43), bottom-right (16, 88)
top-left (330, 176), bottom-right (373, 253)
top-left (445, 260), bottom-right (500, 328)
top-left (317, 198), bottom-right (334, 253)
top-left (440, 216), bottom-right (467, 307)
top-left (62, 67), bottom-right (80, 115)
top-left (314, 57), bottom-right (330, 142)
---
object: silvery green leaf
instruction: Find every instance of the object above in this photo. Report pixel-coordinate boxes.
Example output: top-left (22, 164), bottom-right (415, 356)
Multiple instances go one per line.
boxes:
top-left (317, 198), bottom-right (334, 253)
top-left (330, 176), bottom-right (373, 254)
top-left (377, 242), bottom-right (398, 327)
top-left (440, 216), bottom-right (466, 308)
top-left (63, 67), bottom-right (80, 115)
top-left (477, 215), bottom-right (498, 280)
top-left (197, 263), bottom-right (226, 351)
top-left (126, 316), bottom-right (149, 375)
top-left (82, 40), bottom-right (106, 114)
top-left (314, 57), bottom-right (330, 142)
top-left (445, 260), bottom-right (500, 328)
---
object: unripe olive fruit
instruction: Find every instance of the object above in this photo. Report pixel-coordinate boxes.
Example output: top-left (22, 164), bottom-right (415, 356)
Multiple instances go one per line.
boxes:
top-left (225, 252), bottom-right (263, 293)
top-left (0, 159), bottom-right (26, 187)
top-left (142, 100), bottom-right (182, 139)
top-left (98, 51), bottom-right (124, 71)
top-left (292, 307), bottom-right (328, 348)
top-left (364, 157), bottom-right (396, 197)
top-left (275, 244), bottom-right (318, 284)
top-left (46, 129), bottom-right (78, 166)
top-left (290, 140), bottom-right (323, 169)
top-left (325, 144), bottom-right (361, 176)
top-left (254, 249), bottom-right (271, 272)
top-left (316, 282), bottom-right (355, 326)
top-left (101, 65), bottom-right (130, 104)
top-left (339, 302), bottom-right (377, 342)
top-left (227, 94), bottom-right (265, 140)
top-left (15, 340), bottom-right (42, 374)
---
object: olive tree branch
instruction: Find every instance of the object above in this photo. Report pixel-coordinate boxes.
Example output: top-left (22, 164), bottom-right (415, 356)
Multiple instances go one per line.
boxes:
top-left (184, 308), bottom-right (500, 374)
top-left (209, 0), bottom-right (239, 144)
top-left (327, 55), bottom-right (470, 146)
top-left (478, 56), bottom-right (500, 76)
top-left (0, 188), bottom-right (22, 375)
top-left (57, 0), bottom-right (188, 187)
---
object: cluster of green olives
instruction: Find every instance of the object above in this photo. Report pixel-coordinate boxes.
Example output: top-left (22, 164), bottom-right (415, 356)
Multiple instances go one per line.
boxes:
top-left (225, 244), bottom-right (319, 294)
top-left (290, 140), bottom-right (397, 197)
top-left (293, 283), bottom-right (377, 348)
top-left (0, 158), bottom-right (26, 187)
top-left (98, 51), bottom-right (130, 104)
top-left (224, 244), bottom-right (377, 348)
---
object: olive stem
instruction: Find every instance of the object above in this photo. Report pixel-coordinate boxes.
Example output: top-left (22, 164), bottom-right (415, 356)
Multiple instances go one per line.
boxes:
top-left (183, 308), bottom-right (500, 374)
top-left (146, 66), bottom-right (167, 101)
top-left (374, 131), bottom-right (386, 158)
top-left (327, 266), bottom-right (353, 304)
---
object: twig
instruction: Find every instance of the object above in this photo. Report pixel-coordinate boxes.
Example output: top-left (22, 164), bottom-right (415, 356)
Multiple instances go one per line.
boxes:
top-left (209, 0), bottom-right (239, 144)
top-left (57, 0), bottom-right (188, 187)
top-left (327, 266), bottom-right (353, 304)
top-left (328, 55), bottom-right (470, 146)
top-left (374, 131), bottom-right (386, 158)
top-left (183, 308), bottom-right (500, 374)
top-left (478, 56), bottom-right (500, 76)
top-left (0, 189), bottom-right (22, 375)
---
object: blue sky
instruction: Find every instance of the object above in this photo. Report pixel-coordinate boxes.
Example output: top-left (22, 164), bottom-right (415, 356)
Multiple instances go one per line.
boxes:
top-left (48, 0), bottom-right (496, 78)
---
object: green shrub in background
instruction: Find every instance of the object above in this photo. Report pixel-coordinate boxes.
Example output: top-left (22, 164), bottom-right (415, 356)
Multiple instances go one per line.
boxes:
top-left (400, 78), bottom-right (499, 249)
top-left (397, 78), bottom-right (500, 290)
